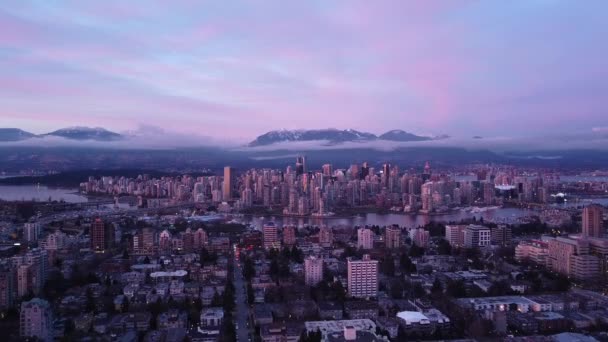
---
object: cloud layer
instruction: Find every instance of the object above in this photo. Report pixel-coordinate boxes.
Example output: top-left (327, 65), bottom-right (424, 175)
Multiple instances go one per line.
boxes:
top-left (1, 1), bottom-right (607, 141)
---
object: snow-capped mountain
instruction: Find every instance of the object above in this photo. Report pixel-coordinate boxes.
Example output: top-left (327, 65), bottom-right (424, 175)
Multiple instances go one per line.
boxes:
top-left (248, 128), bottom-right (377, 147)
top-left (378, 130), bottom-right (432, 142)
top-left (0, 128), bottom-right (36, 142)
top-left (249, 128), bottom-right (439, 146)
top-left (44, 127), bottom-right (123, 141)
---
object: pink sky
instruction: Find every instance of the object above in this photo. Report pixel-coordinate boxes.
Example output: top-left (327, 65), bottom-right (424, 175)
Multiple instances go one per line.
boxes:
top-left (0, 0), bottom-right (607, 142)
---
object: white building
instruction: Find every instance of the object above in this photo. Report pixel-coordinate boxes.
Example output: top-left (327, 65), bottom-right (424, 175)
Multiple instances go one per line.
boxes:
top-left (347, 254), bottom-right (378, 299)
top-left (463, 225), bottom-right (491, 248)
top-left (357, 228), bottom-right (374, 250)
top-left (304, 256), bottom-right (323, 286)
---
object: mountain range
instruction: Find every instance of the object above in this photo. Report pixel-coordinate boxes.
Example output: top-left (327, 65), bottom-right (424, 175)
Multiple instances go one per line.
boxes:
top-left (248, 128), bottom-right (442, 146)
top-left (0, 127), bottom-right (123, 142)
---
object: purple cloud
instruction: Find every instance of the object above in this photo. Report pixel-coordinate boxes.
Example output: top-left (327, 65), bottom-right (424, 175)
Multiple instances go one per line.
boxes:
top-left (0, 1), bottom-right (606, 142)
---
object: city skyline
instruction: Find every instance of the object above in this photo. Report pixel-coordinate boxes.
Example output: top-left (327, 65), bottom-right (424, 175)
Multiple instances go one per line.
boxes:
top-left (1, 1), bottom-right (607, 141)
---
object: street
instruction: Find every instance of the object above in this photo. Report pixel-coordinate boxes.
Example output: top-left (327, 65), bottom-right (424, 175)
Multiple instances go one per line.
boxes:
top-left (234, 256), bottom-right (252, 341)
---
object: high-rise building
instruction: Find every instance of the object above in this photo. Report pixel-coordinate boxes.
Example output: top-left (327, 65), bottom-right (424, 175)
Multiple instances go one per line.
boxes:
top-left (319, 226), bottom-right (333, 248)
top-left (263, 222), bottom-right (279, 249)
top-left (304, 256), bottom-right (323, 286)
top-left (193, 228), bottom-right (208, 250)
top-left (91, 218), bottom-right (114, 252)
top-left (296, 155), bottom-right (307, 176)
top-left (0, 267), bottom-right (15, 311)
top-left (410, 228), bottom-right (430, 248)
top-left (357, 228), bottom-right (374, 250)
top-left (491, 225), bottom-right (512, 246)
top-left (24, 222), bottom-right (41, 242)
top-left (384, 225), bottom-right (401, 249)
top-left (20, 298), bottom-right (53, 342)
top-left (347, 254), bottom-right (378, 299)
top-left (223, 166), bottom-right (235, 201)
top-left (283, 226), bottom-right (296, 247)
top-left (382, 163), bottom-right (390, 187)
top-left (582, 205), bottom-right (604, 238)
top-left (445, 225), bottom-right (466, 247)
top-left (159, 229), bottom-right (172, 253)
top-left (463, 225), bottom-right (491, 248)
top-left (360, 162), bottom-right (370, 180)
top-left (322, 164), bottom-right (333, 177)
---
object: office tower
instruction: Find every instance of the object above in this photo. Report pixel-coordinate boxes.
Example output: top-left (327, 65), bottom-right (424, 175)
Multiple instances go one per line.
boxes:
top-left (491, 225), bottom-right (512, 246)
top-left (582, 205), bottom-right (604, 238)
top-left (296, 155), bottom-right (307, 176)
top-left (410, 228), bottom-right (430, 248)
top-left (423, 161), bottom-right (431, 175)
top-left (20, 298), bottom-right (53, 342)
top-left (304, 256), bottom-right (323, 286)
top-left (242, 188), bottom-right (253, 207)
top-left (193, 228), bottom-right (208, 250)
top-left (347, 254), bottom-right (378, 299)
top-left (421, 182), bottom-right (433, 212)
top-left (350, 164), bottom-right (359, 180)
top-left (357, 228), bottom-right (374, 250)
top-left (360, 162), bottom-right (370, 180)
top-left (223, 166), bottom-right (235, 201)
top-left (483, 182), bottom-right (495, 205)
top-left (182, 228), bottom-right (194, 252)
top-left (322, 164), bottom-right (333, 177)
top-left (463, 225), bottom-right (491, 248)
top-left (384, 225), bottom-right (401, 249)
top-left (283, 226), bottom-right (296, 247)
top-left (382, 163), bottom-right (390, 187)
top-left (91, 218), bottom-right (114, 252)
top-left (263, 222), bottom-right (279, 249)
top-left (24, 222), bottom-right (41, 242)
top-left (319, 226), bottom-right (333, 248)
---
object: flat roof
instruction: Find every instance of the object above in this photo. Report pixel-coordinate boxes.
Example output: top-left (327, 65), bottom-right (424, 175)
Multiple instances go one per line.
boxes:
top-left (396, 311), bottom-right (430, 325)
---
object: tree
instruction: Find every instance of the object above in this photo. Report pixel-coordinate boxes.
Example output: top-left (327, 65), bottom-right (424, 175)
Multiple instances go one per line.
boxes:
top-left (300, 329), bottom-right (322, 342)
top-left (390, 279), bottom-right (404, 299)
top-left (243, 257), bottom-right (256, 280)
top-left (431, 278), bottom-right (443, 297)
top-left (247, 283), bottom-right (255, 304)
top-left (380, 257), bottom-right (395, 276)
top-left (399, 253), bottom-right (416, 274)
top-left (437, 239), bottom-right (452, 255)
top-left (291, 246), bottom-right (303, 263)
top-left (85, 288), bottom-right (96, 313)
top-left (409, 244), bottom-right (424, 258)
top-left (446, 280), bottom-right (467, 298)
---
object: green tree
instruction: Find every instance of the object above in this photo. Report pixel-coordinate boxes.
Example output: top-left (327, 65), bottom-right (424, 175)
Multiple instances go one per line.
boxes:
top-left (380, 257), bottom-right (395, 276)
top-left (399, 253), bottom-right (416, 274)
top-left (431, 278), bottom-right (443, 296)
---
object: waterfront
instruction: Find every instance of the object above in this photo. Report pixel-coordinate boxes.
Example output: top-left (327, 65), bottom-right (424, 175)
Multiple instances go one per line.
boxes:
top-left (233, 207), bottom-right (536, 229)
top-left (0, 185), bottom-right (88, 203)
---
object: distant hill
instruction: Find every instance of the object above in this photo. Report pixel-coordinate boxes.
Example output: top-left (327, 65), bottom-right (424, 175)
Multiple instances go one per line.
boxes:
top-left (378, 130), bottom-right (432, 142)
top-left (0, 128), bottom-right (35, 141)
top-left (248, 129), bottom-right (377, 146)
top-left (44, 127), bottom-right (123, 141)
